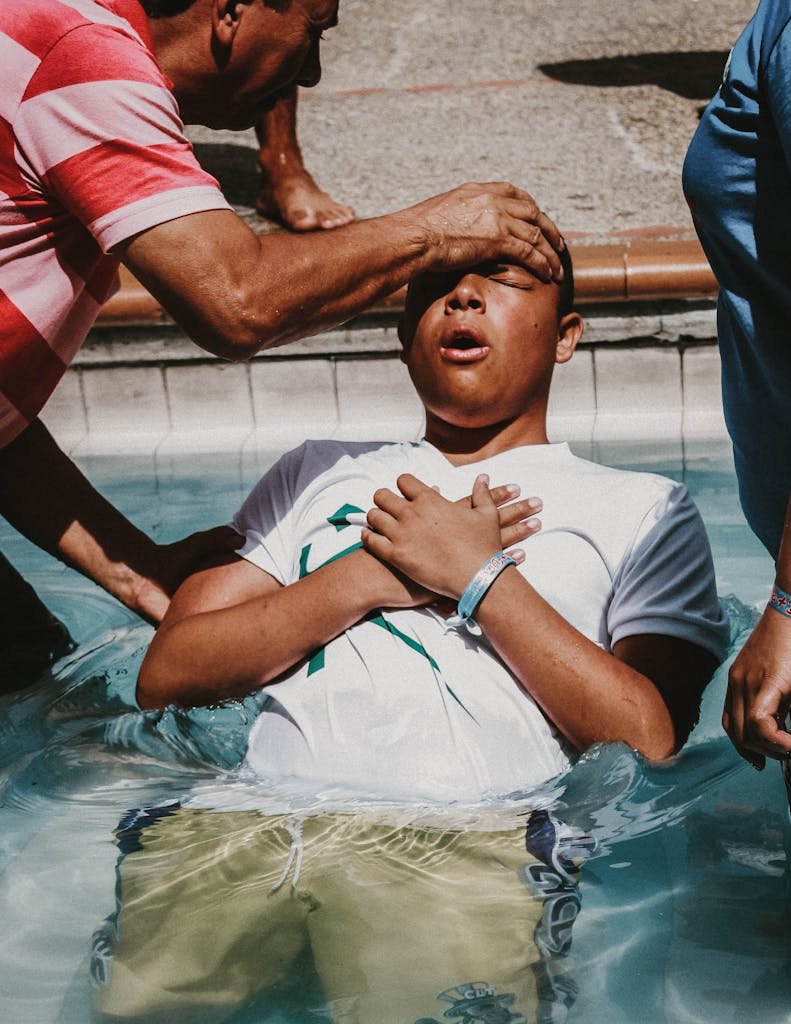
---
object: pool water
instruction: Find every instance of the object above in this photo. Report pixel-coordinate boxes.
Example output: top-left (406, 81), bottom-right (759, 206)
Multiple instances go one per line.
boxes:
top-left (0, 442), bottom-right (789, 1024)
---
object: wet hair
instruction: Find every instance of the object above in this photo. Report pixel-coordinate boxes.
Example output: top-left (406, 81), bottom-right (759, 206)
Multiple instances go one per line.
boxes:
top-left (558, 244), bottom-right (574, 317)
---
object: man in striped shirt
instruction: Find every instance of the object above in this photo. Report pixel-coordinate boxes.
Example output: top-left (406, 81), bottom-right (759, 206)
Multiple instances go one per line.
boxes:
top-left (0, 0), bottom-right (564, 688)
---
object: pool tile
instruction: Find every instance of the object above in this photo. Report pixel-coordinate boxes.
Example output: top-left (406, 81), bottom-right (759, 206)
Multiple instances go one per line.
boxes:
top-left (335, 358), bottom-right (424, 441)
top-left (38, 368), bottom-right (87, 454)
top-left (593, 346), bottom-right (683, 444)
top-left (247, 358), bottom-right (338, 447)
top-left (547, 349), bottom-right (596, 443)
top-left (159, 363), bottom-right (254, 453)
top-left (682, 346), bottom-right (729, 440)
top-left (78, 366), bottom-right (169, 454)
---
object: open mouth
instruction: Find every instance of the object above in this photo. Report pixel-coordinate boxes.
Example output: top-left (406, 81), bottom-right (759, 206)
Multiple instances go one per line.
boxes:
top-left (440, 330), bottom-right (490, 363)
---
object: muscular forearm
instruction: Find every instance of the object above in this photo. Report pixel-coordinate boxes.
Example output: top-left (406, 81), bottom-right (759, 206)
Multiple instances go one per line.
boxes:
top-left (475, 569), bottom-right (678, 759)
top-left (119, 184), bottom-right (563, 361)
top-left (137, 550), bottom-right (388, 709)
top-left (122, 208), bottom-right (429, 359)
top-left (0, 420), bottom-right (159, 610)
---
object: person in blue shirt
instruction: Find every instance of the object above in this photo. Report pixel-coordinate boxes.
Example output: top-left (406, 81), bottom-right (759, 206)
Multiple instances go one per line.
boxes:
top-left (684, 0), bottom-right (791, 782)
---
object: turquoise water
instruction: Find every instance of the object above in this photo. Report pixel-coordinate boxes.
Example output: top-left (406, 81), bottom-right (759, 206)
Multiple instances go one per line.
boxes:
top-left (0, 441), bottom-right (789, 1023)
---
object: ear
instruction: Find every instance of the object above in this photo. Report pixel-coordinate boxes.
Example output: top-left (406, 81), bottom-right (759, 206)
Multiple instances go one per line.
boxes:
top-left (555, 312), bottom-right (583, 365)
top-left (211, 0), bottom-right (247, 53)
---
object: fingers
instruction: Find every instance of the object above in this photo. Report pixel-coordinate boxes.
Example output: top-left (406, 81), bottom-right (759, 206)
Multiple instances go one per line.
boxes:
top-left (395, 473), bottom-right (433, 500)
top-left (502, 213), bottom-right (562, 283)
top-left (724, 668), bottom-right (791, 766)
top-left (365, 506), bottom-right (397, 537)
top-left (746, 689), bottom-right (791, 759)
top-left (373, 486), bottom-right (407, 519)
top-left (360, 527), bottom-right (393, 563)
top-left (486, 483), bottom-right (519, 507)
top-left (454, 483), bottom-right (519, 509)
top-left (471, 473), bottom-right (495, 510)
top-left (500, 516), bottom-right (542, 549)
top-left (497, 496), bottom-right (542, 527)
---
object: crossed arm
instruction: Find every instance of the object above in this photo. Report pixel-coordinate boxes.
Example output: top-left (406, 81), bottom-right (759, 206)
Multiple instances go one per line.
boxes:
top-left (138, 476), bottom-right (717, 760)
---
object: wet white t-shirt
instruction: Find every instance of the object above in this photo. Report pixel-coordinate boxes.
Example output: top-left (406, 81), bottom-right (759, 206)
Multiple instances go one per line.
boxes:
top-left (233, 440), bottom-right (729, 801)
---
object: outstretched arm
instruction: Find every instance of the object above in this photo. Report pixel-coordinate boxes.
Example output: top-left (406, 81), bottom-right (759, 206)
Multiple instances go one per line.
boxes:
top-left (0, 420), bottom-right (238, 624)
top-left (724, 492), bottom-right (791, 768)
top-left (137, 486), bottom-right (539, 709)
top-left (362, 474), bottom-right (718, 760)
top-left (118, 182), bottom-right (564, 361)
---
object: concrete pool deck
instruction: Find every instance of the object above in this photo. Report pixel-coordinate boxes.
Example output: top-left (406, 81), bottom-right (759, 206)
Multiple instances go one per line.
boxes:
top-left (48, 0), bottom-right (759, 456)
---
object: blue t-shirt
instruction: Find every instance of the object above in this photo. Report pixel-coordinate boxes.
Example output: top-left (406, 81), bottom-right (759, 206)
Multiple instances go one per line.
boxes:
top-left (683, 0), bottom-right (791, 557)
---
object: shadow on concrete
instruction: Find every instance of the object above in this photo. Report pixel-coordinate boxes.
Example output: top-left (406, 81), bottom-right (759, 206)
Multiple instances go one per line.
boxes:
top-left (538, 51), bottom-right (729, 101)
top-left (191, 142), bottom-right (260, 207)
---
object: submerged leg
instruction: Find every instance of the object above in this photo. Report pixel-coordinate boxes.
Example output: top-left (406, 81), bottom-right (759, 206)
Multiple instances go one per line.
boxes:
top-left (94, 808), bottom-right (310, 1023)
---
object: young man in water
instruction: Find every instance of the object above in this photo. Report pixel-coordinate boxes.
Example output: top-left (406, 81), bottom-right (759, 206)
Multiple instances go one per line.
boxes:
top-left (137, 247), bottom-right (727, 775)
top-left (94, 246), bottom-right (729, 1023)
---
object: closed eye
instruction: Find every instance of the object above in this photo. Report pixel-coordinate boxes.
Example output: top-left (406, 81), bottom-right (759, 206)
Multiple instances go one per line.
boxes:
top-left (488, 264), bottom-right (536, 290)
top-left (491, 274), bottom-right (534, 290)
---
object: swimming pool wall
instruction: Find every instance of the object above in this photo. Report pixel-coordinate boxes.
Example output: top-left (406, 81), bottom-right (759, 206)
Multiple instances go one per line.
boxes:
top-left (43, 299), bottom-right (724, 459)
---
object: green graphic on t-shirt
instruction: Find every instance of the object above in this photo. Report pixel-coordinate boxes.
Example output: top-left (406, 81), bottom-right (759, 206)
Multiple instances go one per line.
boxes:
top-left (327, 503), bottom-right (365, 531)
top-left (298, 531), bottom-right (440, 677)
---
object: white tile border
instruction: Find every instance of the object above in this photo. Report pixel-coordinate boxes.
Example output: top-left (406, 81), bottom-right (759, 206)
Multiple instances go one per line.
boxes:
top-left (40, 339), bottom-right (733, 455)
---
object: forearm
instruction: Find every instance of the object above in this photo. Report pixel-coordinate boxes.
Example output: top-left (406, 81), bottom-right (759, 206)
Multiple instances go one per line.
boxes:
top-left (122, 209), bottom-right (429, 360)
top-left (137, 550), bottom-right (385, 709)
top-left (773, 492), bottom-right (791, 589)
top-left (475, 569), bottom-right (677, 759)
top-left (120, 183), bottom-right (564, 361)
top-left (0, 420), bottom-right (158, 610)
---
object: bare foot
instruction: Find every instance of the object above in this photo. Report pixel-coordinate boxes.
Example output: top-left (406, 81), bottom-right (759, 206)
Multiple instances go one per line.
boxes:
top-left (257, 167), bottom-right (355, 232)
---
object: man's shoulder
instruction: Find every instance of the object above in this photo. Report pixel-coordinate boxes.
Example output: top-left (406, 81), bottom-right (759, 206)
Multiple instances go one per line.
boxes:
top-left (2, 0), bottom-right (141, 58)
top-left (2, 0), bottom-right (156, 128)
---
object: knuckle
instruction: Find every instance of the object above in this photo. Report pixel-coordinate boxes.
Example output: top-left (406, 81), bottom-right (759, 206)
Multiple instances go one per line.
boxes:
top-left (746, 711), bottom-right (765, 734)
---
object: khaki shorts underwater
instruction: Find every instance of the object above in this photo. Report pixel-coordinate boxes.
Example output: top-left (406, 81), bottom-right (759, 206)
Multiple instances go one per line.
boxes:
top-left (93, 805), bottom-right (594, 1024)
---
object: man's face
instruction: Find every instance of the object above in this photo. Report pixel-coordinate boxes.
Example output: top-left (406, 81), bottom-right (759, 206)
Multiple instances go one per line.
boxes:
top-left (400, 264), bottom-right (576, 431)
top-left (188, 0), bottom-right (339, 129)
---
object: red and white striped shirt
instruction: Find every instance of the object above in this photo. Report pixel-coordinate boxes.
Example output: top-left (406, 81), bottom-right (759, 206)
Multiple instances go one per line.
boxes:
top-left (0, 0), bottom-right (231, 446)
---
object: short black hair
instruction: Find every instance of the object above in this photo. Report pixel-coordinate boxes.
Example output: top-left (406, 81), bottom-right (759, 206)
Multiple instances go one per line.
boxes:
top-left (558, 244), bottom-right (574, 317)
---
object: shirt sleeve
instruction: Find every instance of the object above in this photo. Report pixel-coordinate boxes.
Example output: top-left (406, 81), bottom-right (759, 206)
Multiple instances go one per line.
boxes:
top-left (608, 482), bottom-right (730, 662)
top-left (231, 445), bottom-right (309, 585)
top-left (14, 22), bottom-right (231, 252)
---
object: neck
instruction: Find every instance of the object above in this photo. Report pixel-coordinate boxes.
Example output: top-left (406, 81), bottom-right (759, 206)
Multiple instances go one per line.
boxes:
top-left (423, 407), bottom-right (550, 466)
top-left (147, 5), bottom-right (208, 107)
